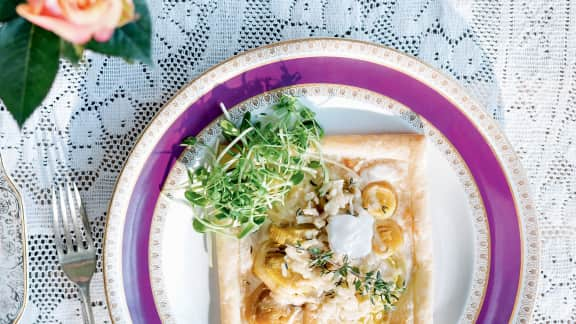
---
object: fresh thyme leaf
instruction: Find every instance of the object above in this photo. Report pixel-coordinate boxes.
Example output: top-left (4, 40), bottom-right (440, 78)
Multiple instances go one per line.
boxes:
top-left (365, 271), bottom-right (374, 280)
top-left (308, 247), bottom-right (322, 255)
top-left (354, 278), bottom-right (362, 292)
top-left (305, 246), bottom-right (405, 313)
top-left (183, 95), bottom-right (327, 238)
top-left (308, 248), bottom-right (333, 269)
top-left (337, 265), bottom-right (348, 278)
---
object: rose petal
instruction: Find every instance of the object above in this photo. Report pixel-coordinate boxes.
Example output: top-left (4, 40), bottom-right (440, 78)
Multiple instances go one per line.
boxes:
top-left (26, 0), bottom-right (45, 15)
top-left (59, 0), bottom-right (119, 27)
top-left (18, 0), bottom-right (134, 45)
top-left (93, 28), bottom-right (115, 42)
top-left (45, 0), bottom-right (64, 16)
top-left (17, 5), bottom-right (94, 44)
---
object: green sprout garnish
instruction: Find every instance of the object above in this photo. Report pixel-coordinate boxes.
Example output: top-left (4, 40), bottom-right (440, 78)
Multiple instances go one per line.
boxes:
top-left (182, 95), bottom-right (326, 238)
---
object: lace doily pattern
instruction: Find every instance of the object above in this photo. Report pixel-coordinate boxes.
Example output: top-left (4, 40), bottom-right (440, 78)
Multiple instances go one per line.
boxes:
top-left (0, 0), bottom-right (570, 322)
top-left (495, 0), bottom-right (576, 321)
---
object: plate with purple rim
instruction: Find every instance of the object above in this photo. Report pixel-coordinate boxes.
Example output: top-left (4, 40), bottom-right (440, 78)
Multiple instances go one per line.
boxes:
top-left (151, 87), bottom-right (488, 324)
top-left (103, 38), bottom-right (539, 324)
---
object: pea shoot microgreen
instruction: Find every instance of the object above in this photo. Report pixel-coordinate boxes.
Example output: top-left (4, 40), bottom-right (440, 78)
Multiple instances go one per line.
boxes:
top-left (182, 95), bottom-right (326, 238)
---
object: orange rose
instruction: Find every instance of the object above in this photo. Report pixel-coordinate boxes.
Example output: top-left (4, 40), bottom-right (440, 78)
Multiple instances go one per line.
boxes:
top-left (17, 0), bottom-right (136, 45)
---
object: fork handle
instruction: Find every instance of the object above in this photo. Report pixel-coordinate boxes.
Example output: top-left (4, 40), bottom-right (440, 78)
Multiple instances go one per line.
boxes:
top-left (78, 283), bottom-right (95, 324)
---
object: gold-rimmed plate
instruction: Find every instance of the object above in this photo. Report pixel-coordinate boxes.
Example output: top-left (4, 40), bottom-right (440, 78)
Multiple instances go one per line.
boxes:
top-left (103, 39), bottom-right (538, 323)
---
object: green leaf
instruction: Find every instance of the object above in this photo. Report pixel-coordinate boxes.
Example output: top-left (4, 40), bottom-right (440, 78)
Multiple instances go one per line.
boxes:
top-left (308, 247), bottom-right (321, 255)
top-left (0, 0), bottom-right (22, 22)
top-left (220, 120), bottom-right (240, 136)
top-left (308, 160), bottom-right (321, 168)
top-left (85, 0), bottom-right (152, 64)
top-left (181, 136), bottom-right (197, 146)
top-left (187, 168), bottom-right (195, 182)
top-left (195, 166), bottom-right (206, 177)
top-left (290, 172), bottom-right (304, 185)
top-left (240, 111), bottom-right (252, 130)
top-left (365, 271), bottom-right (374, 280)
top-left (0, 18), bottom-right (60, 127)
top-left (237, 223), bottom-right (257, 239)
top-left (185, 190), bottom-right (207, 206)
top-left (354, 278), bottom-right (362, 292)
top-left (60, 40), bottom-right (83, 64)
top-left (253, 215), bottom-right (266, 225)
top-left (192, 218), bottom-right (207, 233)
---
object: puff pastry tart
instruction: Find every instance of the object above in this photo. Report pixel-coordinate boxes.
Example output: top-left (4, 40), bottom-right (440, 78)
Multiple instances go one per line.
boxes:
top-left (215, 134), bottom-right (432, 324)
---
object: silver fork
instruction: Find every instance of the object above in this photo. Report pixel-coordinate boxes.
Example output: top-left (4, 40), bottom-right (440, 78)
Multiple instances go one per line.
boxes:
top-left (51, 182), bottom-right (96, 324)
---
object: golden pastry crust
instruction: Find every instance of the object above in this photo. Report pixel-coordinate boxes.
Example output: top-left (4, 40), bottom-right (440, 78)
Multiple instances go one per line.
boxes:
top-left (215, 134), bottom-right (431, 324)
top-left (215, 235), bottom-right (242, 324)
top-left (322, 134), bottom-right (431, 324)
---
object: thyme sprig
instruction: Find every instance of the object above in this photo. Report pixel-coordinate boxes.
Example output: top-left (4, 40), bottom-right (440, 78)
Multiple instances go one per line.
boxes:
top-left (183, 95), bottom-right (326, 238)
top-left (307, 247), bottom-right (405, 311)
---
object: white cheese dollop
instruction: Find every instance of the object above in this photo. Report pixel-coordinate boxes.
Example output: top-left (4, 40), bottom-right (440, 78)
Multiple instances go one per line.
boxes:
top-left (326, 210), bottom-right (374, 258)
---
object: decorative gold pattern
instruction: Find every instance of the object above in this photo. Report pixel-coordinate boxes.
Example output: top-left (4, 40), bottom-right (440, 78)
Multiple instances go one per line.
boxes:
top-left (103, 38), bottom-right (538, 324)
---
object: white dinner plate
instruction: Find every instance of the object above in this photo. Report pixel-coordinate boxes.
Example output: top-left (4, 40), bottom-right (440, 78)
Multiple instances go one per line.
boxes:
top-left (150, 87), bottom-right (484, 323)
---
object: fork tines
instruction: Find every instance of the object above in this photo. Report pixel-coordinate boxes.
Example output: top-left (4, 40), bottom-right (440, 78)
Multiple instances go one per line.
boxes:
top-left (51, 182), bottom-right (94, 254)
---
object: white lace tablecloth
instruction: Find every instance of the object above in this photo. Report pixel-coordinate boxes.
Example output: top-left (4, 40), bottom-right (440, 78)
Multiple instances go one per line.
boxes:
top-left (0, 0), bottom-right (574, 323)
